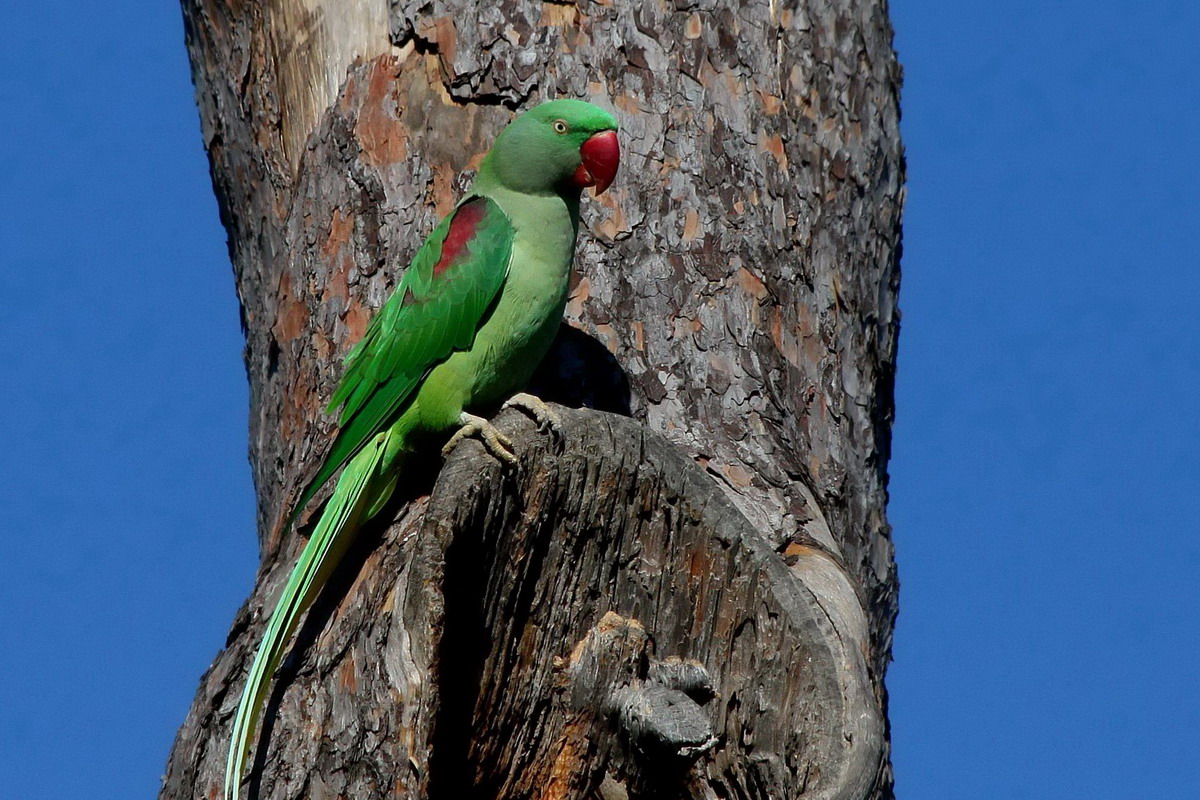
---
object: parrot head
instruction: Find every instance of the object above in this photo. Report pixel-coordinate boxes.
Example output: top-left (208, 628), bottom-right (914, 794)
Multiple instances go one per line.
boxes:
top-left (482, 99), bottom-right (620, 196)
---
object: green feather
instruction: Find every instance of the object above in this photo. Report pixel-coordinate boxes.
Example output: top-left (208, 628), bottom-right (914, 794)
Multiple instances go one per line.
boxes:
top-left (226, 430), bottom-right (391, 800)
top-left (291, 195), bottom-right (514, 525)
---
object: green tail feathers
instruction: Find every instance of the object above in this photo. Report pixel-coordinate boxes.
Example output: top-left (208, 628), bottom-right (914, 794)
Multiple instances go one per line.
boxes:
top-left (224, 431), bottom-right (394, 800)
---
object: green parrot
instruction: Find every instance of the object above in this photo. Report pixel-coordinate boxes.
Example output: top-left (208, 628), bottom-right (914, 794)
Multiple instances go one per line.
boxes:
top-left (224, 99), bottom-right (619, 800)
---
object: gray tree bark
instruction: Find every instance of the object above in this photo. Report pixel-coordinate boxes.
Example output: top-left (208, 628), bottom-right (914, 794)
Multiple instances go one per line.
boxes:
top-left (163, 1), bottom-right (903, 798)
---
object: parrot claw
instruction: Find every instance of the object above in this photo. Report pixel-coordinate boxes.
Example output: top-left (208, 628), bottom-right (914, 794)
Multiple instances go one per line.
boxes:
top-left (502, 393), bottom-right (563, 446)
top-left (443, 413), bottom-right (518, 466)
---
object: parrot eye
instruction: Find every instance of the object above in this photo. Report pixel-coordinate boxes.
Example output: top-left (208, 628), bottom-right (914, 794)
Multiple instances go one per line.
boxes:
top-left (552, 119), bottom-right (569, 134)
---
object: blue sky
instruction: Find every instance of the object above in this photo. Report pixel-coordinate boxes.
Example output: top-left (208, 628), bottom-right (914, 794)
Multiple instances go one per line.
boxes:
top-left (889, 1), bottom-right (1200, 797)
top-left (1, 1), bottom-right (1196, 798)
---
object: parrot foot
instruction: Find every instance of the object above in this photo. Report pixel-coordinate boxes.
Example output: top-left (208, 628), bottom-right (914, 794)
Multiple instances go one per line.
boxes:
top-left (502, 393), bottom-right (563, 443)
top-left (443, 413), bottom-right (518, 466)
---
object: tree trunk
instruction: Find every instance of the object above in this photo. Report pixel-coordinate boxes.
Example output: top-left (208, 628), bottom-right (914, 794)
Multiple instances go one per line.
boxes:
top-left (163, 1), bottom-right (903, 798)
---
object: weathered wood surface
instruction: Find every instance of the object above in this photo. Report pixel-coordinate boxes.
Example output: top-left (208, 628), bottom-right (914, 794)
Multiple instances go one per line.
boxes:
top-left (166, 0), bottom-right (903, 797)
top-left (165, 408), bottom-right (883, 798)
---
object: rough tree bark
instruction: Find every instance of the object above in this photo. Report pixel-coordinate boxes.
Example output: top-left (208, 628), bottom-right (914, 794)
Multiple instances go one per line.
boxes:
top-left (163, 1), bottom-right (903, 798)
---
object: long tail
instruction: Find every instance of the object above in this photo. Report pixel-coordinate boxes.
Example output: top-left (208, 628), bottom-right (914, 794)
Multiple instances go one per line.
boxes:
top-left (224, 430), bottom-right (396, 800)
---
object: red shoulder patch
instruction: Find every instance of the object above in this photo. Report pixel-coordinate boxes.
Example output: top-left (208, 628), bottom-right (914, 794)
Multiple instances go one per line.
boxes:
top-left (434, 198), bottom-right (488, 278)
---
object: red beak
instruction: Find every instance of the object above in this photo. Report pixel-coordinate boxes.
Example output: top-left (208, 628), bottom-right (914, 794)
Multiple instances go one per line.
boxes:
top-left (574, 129), bottom-right (620, 194)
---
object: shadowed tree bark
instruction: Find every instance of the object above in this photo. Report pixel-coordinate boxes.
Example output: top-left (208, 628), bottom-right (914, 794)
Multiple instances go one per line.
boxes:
top-left (162, 1), bottom-right (903, 798)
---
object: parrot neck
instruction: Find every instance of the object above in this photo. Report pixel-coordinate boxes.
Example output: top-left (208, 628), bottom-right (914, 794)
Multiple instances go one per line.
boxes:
top-left (472, 159), bottom-right (581, 229)
top-left (475, 147), bottom-right (583, 203)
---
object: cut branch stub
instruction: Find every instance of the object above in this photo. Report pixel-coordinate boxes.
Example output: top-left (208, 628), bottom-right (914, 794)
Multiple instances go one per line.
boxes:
top-left (159, 406), bottom-right (884, 800)
top-left (564, 612), bottom-right (717, 768)
top-left (404, 404), bottom-right (885, 800)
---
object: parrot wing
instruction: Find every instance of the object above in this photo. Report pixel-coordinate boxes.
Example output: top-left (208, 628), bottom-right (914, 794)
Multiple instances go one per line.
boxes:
top-left (292, 194), bottom-right (514, 521)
